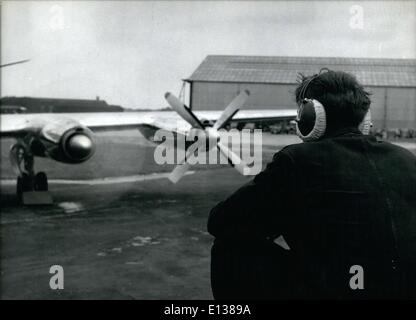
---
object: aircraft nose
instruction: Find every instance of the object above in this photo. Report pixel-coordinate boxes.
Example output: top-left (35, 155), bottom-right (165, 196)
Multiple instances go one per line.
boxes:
top-left (67, 134), bottom-right (93, 159)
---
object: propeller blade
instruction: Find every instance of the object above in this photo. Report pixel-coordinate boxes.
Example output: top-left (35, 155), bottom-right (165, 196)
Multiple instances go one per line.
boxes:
top-left (165, 92), bottom-right (204, 129)
top-left (213, 90), bottom-right (250, 130)
top-left (0, 59), bottom-right (30, 68)
top-left (168, 136), bottom-right (205, 183)
top-left (217, 142), bottom-right (251, 176)
top-left (169, 162), bottom-right (191, 183)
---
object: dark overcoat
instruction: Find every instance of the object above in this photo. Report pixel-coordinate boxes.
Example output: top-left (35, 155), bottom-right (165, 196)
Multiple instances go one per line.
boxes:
top-left (208, 128), bottom-right (416, 299)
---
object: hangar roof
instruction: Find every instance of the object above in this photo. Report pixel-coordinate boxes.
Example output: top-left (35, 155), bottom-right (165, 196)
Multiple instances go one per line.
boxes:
top-left (186, 55), bottom-right (416, 87)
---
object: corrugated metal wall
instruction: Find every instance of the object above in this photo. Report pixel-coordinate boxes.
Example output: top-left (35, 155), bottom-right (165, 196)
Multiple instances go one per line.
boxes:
top-left (386, 87), bottom-right (416, 129)
top-left (191, 81), bottom-right (416, 130)
top-left (354, 86), bottom-right (416, 129)
top-left (191, 82), bottom-right (296, 110)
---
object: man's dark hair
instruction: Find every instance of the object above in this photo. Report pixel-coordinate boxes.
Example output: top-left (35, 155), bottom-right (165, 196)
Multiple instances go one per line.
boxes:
top-left (295, 69), bottom-right (371, 133)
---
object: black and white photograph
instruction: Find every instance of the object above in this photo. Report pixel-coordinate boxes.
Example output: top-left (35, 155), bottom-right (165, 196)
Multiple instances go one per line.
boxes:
top-left (0, 0), bottom-right (415, 302)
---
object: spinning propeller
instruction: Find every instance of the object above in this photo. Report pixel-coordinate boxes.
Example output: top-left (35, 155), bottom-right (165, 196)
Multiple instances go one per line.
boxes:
top-left (0, 59), bottom-right (30, 68)
top-left (164, 90), bottom-right (251, 183)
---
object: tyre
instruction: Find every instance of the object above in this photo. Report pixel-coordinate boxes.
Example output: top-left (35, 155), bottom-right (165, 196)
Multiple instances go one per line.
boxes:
top-left (17, 173), bottom-right (32, 201)
top-left (34, 172), bottom-right (48, 191)
top-left (16, 176), bottom-right (23, 201)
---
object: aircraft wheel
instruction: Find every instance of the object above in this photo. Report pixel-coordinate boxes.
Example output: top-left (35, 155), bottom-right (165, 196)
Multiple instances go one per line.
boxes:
top-left (16, 176), bottom-right (23, 200)
top-left (34, 172), bottom-right (48, 191)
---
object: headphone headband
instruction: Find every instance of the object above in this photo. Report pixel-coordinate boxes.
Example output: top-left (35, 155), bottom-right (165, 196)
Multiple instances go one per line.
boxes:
top-left (298, 68), bottom-right (331, 102)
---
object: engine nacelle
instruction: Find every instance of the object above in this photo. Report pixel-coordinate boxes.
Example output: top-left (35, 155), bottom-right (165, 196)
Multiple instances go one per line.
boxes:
top-left (32, 118), bottom-right (95, 164)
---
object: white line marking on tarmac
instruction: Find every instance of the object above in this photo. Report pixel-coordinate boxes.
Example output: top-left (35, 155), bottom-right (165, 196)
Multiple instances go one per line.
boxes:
top-left (0, 171), bottom-right (195, 186)
top-left (1, 210), bottom-right (89, 225)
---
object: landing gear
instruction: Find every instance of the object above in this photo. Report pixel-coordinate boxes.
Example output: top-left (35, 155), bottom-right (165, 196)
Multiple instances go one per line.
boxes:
top-left (10, 142), bottom-right (53, 205)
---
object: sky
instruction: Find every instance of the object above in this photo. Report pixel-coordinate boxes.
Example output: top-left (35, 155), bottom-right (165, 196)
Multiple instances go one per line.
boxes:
top-left (1, 0), bottom-right (415, 109)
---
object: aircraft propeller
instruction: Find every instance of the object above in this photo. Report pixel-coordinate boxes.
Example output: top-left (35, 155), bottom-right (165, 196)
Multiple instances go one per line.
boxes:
top-left (164, 90), bottom-right (251, 183)
top-left (0, 59), bottom-right (30, 68)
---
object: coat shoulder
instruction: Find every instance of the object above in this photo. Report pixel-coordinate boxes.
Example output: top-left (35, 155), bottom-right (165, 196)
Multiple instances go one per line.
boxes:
top-left (375, 139), bottom-right (416, 160)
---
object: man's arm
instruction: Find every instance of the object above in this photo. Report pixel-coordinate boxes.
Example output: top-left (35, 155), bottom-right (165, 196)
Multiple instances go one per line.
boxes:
top-left (207, 149), bottom-right (296, 239)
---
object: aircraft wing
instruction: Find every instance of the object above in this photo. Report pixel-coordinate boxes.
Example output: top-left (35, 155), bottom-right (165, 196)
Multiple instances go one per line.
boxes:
top-left (195, 109), bottom-right (297, 123)
top-left (0, 112), bottom-right (159, 137)
top-left (0, 109), bottom-right (297, 137)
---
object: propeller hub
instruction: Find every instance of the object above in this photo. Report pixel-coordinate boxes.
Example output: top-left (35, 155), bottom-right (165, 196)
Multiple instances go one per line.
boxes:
top-left (205, 127), bottom-right (221, 151)
top-left (66, 134), bottom-right (93, 160)
top-left (206, 127), bottom-right (220, 141)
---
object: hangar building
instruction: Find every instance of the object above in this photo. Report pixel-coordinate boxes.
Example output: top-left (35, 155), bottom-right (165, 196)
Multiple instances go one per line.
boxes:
top-left (185, 55), bottom-right (416, 130)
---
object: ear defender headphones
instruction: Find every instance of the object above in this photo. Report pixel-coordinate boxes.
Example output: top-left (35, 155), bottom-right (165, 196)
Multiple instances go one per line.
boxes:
top-left (295, 69), bottom-right (372, 142)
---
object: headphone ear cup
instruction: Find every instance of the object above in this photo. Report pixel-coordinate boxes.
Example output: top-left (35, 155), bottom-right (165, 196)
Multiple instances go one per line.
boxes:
top-left (359, 109), bottom-right (372, 135)
top-left (296, 99), bottom-right (326, 142)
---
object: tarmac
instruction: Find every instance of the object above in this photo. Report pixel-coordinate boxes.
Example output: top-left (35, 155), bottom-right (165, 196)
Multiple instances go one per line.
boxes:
top-left (0, 131), bottom-right (414, 299)
top-left (0, 131), bottom-right (295, 299)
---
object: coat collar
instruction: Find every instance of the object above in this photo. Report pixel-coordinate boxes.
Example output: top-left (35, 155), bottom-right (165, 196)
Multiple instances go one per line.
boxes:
top-left (322, 127), bottom-right (363, 139)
